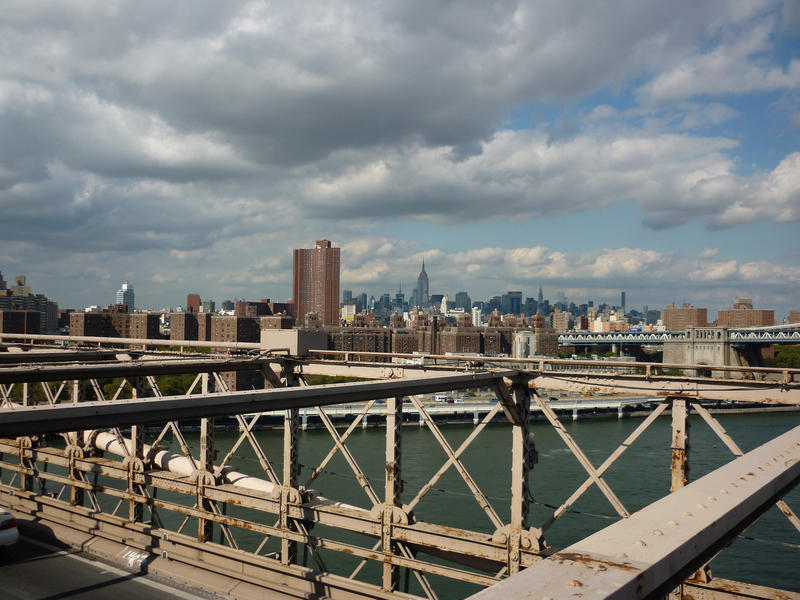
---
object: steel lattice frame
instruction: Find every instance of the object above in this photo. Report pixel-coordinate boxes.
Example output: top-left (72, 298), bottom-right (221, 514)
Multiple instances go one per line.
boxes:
top-left (0, 349), bottom-right (798, 599)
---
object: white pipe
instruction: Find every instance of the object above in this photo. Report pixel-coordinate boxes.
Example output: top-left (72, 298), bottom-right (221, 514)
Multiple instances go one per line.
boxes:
top-left (88, 431), bottom-right (280, 497)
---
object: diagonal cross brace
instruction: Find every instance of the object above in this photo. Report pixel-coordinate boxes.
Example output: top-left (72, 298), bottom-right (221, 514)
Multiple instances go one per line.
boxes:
top-left (411, 396), bottom-right (504, 529)
top-left (531, 392), bottom-right (629, 519)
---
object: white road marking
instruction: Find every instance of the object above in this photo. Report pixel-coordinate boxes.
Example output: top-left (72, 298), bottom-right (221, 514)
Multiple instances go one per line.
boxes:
top-left (19, 536), bottom-right (207, 600)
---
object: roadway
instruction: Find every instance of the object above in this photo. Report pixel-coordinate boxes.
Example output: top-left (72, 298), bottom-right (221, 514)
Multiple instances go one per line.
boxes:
top-left (0, 537), bottom-right (210, 600)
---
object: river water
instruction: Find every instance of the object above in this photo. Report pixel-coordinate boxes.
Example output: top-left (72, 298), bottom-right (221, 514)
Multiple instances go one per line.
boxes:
top-left (188, 410), bottom-right (800, 598)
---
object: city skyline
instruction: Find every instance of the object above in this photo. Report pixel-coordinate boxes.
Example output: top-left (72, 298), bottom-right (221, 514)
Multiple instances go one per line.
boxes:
top-left (1, 3), bottom-right (798, 315)
top-left (3, 264), bottom-right (797, 326)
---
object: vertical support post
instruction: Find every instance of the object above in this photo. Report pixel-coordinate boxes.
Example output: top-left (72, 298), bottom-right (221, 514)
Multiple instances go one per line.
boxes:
top-left (18, 437), bottom-right (34, 493)
top-left (22, 382), bottom-right (29, 406)
top-left (129, 377), bottom-right (147, 523)
top-left (509, 379), bottom-right (532, 575)
top-left (129, 424), bottom-right (144, 522)
top-left (281, 365), bottom-right (301, 565)
top-left (197, 373), bottom-right (215, 543)
top-left (281, 406), bottom-right (300, 564)
top-left (670, 398), bottom-right (690, 492)
top-left (69, 379), bottom-right (85, 507)
top-left (382, 396), bottom-right (403, 591)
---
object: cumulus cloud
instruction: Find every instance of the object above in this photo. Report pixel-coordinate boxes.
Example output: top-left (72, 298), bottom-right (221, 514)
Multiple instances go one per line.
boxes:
top-left (1, 1), bottom-right (798, 312)
top-left (640, 17), bottom-right (800, 102)
top-left (300, 129), bottom-right (800, 230)
top-left (327, 241), bottom-right (800, 314)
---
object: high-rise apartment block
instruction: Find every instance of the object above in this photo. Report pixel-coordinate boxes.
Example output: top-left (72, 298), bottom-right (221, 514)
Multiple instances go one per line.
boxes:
top-left (186, 294), bottom-right (201, 314)
top-left (293, 240), bottom-right (340, 326)
top-left (0, 310), bottom-right (41, 334)
top-left (234, 299), bottom-right (273, 317)
top-left (661, 302), bottom-right (708, 331)
top-left (0, 275), bottom-right (58, 332)
top-left (717, 300), bottom-right (775, 328)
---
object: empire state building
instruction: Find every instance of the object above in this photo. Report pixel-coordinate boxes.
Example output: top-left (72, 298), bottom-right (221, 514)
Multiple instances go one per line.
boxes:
top-left (415, 258), bottom-right (429, 309)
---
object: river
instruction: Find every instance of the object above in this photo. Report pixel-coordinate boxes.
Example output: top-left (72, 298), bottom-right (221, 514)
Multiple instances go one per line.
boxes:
top-left (184, 410), bottom-right (800, 598)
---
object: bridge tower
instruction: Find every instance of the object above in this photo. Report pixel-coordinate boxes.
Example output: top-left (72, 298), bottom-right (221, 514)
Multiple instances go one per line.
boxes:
top-left (663, 326), bottom-right (752, 374)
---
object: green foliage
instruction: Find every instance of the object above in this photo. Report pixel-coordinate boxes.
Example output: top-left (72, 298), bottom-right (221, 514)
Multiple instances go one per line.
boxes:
top-left (558, 350), bottom-right (573, 358)
top-left (156, 373), bottom-right (199, 396)
top-left (644, 350), bottom-right (663, 363)
top-left (765, 345), bottom-right (800, 368)
top-left (163, 345), bottom-right (211, 354)
top-left (304, 375), bottom-right (365, 385)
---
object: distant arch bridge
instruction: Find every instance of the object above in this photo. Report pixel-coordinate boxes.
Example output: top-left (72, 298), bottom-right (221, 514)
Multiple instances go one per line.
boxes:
top-left (559, 323), bottom-right (800, 346)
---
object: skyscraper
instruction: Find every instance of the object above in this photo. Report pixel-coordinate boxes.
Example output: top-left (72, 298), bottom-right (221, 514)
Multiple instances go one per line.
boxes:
top-left (116, 281), bottom-right (134, 312)
top-left (415, 258), bottom-right (429, 309)
top-left (293, 240), bottom-right (340, 326)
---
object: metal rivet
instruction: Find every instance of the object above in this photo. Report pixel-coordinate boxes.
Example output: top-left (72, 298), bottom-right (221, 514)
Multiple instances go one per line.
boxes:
top-left (635, 540), bottom-right (647, 547)
top-left (595, 565), bottom-right (607, 572)
top-left (708, 496), bottom-right (717, 502)
top-left (652, 529), bottom-right (663, 536)
top-left (696, 503), bottom-right (706, 509)
top-left (668, 520), bottom-right (678, 527)
top-left (683, 511), bottom-right (693, 517)
top-left (569, 580), bottom-right (582, 587)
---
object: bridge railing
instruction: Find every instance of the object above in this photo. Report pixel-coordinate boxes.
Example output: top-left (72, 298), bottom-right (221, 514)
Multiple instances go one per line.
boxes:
top-left (305, 348), bottom-right (800, 385)
top-left (0, 350), bottom-right (798, 599)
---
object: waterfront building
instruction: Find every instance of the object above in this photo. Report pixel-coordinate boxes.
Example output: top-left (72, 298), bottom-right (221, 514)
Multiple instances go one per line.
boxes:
top-left (234, 299), bottom-right (273, 317)
top-left (170, 312), bottom-right (198, 341)
top-left (717, 299), bottom-right (775, 328)
top-left (661, 302), bottom-right (708, 331)
top-left (0, 309), bottom-right (40, 334)
top-left (513, 328), bottom-right (559, 358)
top-left (439, 327), bottom-right (481, 354)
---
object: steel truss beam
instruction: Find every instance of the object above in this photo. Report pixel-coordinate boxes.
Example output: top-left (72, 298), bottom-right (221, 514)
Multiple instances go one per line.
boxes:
top-left (530, 373), bottom-right (800, 405)
top-left (0, 356), bottom-right (286, 384)
top-left (468, 425), bottom-right (800, 600)
top-left (0, 350), bottom-right (120, 364)
top-left (0, 370), bottom-right (519, 437)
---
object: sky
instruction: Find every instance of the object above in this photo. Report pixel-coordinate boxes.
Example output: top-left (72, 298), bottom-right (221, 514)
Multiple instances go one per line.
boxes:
top-left (1, 1), bottom-right (799, 319)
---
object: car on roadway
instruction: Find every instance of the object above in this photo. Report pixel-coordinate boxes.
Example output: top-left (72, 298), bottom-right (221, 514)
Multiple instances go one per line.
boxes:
top-left (0, 507), bottom-right (19, 549)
